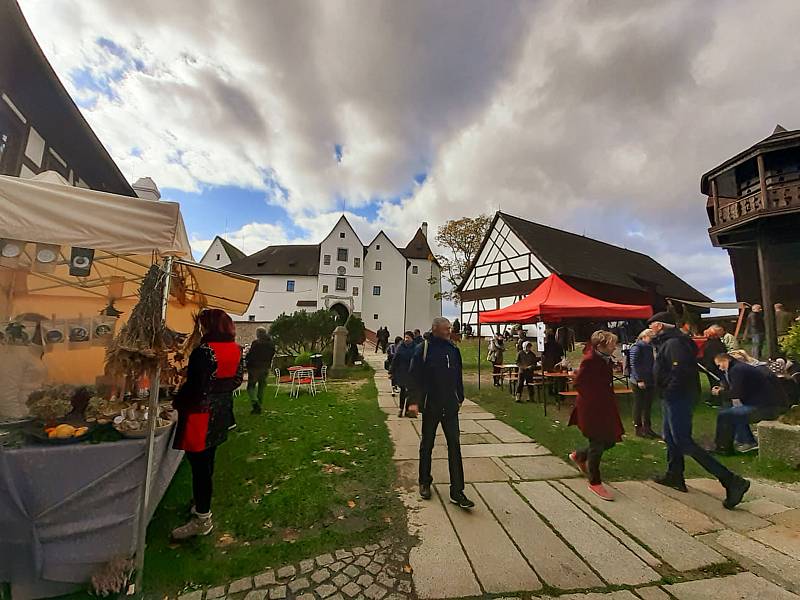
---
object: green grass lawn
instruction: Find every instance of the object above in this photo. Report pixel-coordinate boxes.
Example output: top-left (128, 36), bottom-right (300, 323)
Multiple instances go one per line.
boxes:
top-left (138, 369), bottom-right (404, 597)
top-left (464, 380), bottom-right (800, 485)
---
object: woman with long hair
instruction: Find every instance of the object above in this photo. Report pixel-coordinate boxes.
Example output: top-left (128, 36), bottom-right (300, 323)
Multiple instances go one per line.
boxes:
top-left (568, 330), bottom-right (624, 501)
top-left (171, 309), bottom-right (243, 540)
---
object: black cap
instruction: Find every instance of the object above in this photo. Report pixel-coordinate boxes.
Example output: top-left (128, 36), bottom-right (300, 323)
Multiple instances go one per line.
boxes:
top-left (647, 311), bottom-right (675, 326)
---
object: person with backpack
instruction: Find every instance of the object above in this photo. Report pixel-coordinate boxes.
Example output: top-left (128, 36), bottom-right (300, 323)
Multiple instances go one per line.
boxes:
top-left (488, 333), bottom-right (505, 387)
top-left (390, 332), bottom-right (416, 417)
top-left (245, 327), bottom-right (275, 414)
top-left (648, 312), bottom-right (750, 509)
top-left (409, 317), bottom-right (474, 509)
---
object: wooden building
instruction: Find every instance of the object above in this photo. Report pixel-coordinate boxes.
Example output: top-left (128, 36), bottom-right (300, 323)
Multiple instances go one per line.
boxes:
top-left (457, 211), bottom-right (709, 331)
top-left (702, 124), bottom-right (800, 357)
top-left (0, 0), bottom-right (134, 195)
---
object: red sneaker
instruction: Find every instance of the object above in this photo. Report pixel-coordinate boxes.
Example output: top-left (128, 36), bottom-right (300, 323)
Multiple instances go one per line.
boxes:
top-left (589, 483), bottom-right (614, 501)
top-left (569, 452), bottom-right (589, 477)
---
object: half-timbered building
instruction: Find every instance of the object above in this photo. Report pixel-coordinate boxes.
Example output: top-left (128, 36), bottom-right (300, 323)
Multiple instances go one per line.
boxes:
top-left (458, 211), bottom-right (709, 331)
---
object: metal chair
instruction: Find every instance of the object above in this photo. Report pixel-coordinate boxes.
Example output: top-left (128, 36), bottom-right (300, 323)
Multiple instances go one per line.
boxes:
top-left (291, 367), bottom-right (317, 398)
top-left (315, 364), bottom-right (328, 392)
top-left (274, 368), bottom-right (293, 397)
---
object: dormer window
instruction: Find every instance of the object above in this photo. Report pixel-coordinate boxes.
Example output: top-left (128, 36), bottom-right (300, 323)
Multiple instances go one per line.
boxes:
top-left (340, 232), bottom-right (345, 238)
top-left (376, 244), bottom-right (381, 250)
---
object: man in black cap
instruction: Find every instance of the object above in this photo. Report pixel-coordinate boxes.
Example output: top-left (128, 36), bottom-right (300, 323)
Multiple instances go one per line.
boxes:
top-left (647, 311), bottom-right (750, 509)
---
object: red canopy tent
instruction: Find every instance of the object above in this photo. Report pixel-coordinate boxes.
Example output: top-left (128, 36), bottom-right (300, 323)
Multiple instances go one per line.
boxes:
top-left (478, 274), bottom-right (653, 323)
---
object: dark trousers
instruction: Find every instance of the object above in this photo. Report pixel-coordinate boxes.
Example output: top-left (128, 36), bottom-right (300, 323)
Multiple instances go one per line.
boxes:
top-left (186, 446), bottom-right (217, 514)
top-left (398, 386), bottom-right (409, 413)
top-left (575, 439), bottom-right (615, 485)
top-left (632, 384), bottom-right (654, 429)
top-left (751, 334), bottom-right (764, 360)
top-left (715, 404), bottom-right (778, 450)
top-left (247, 369), bottom-right (268, 407)
top-left (419, 404), bottom-right (464, 496)
top-left (516, 368), bottom-right (535, 400)
top-left (662, 395), bottom-right (734, 485)
top-left (492, 364), bottom-right (502, 386)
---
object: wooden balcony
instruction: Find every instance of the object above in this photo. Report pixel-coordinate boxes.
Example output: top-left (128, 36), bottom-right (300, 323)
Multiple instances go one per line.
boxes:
top-left (710, 181), bottom-right (800, 232)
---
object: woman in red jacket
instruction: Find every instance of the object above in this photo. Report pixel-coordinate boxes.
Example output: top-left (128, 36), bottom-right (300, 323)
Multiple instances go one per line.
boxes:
top-left (171, 309), bottom-right (243, 540)
top-left (568, 330), bottom-right (624, 501)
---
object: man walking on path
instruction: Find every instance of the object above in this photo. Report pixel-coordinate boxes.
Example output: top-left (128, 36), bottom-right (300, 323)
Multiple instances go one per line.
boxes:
top-left (245, 327), bottom-right (275, 414)
top-left (745, 304), bottom-right (765, 360)
top-left (648, 312), bottom-right (750, 510)
top-left (410, 316), bottom-right (474, 509)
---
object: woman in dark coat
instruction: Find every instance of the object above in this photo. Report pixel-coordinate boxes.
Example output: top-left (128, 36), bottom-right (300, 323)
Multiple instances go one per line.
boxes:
top-left (568, 330), bottom-right (624, 502)
top-left (171, 309), bottom-right (243, 540)
top-left (390, 331), bottom-right (417, 417)
top-left (629, 329), bottom-right (658, 438)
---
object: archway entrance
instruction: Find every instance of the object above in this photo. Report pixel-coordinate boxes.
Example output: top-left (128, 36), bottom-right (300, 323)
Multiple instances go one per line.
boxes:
top-left (330, 302), bottom-right (350, 325)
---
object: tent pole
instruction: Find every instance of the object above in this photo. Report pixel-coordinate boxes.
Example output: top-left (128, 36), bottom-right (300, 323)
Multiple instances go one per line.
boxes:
top-left (134, 255), bottom-right (174, 596)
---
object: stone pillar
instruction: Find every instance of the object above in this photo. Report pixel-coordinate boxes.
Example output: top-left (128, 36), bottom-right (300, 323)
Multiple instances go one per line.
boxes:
top-left (332, 326), bottom-right (348, 368)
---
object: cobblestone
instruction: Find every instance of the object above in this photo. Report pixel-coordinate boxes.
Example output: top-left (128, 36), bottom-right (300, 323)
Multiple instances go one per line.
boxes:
top-left (341, 582), bottom-right (362, 598)
top-left (365, 544), bottom-right (380, 552)
top-left (229, 577), bottom-right (253, 594)
top-left (373, 553), bottom-right (387, 565)
top-left (277, 565), bottom-right (296, 580)
top-left (311, 568), bottom-right (331, 584)
top-left (379, 540), bottom-right (390, 549)
top-left (335, 549), bottom-right (354, 560)
top-left (352, 547), bottom-right (366, 555)
top-left (178, 591), bottom-right (203, 600)
top-left (315, 583), bottom-right (337, 598)
top-left (288, 578), bottom-right (309, 593)
top-left (206, 585), bottom-right (226, 599)
top-left (329, 561), bottom-right (345, 572)
top-left (269, 585), bottom-right (287, 600)
top-left (332, 574), bottom-right (350, 588)
top-left (254, 570), bottom-right (276, 588)
top-left (364, 583), bottom-right (388, 600)
top-left (376, 574), bottom-right (395, 589)
top-left (356, 574), bottom-right (374, 588)
top-left (316, 553), bottom-right (335, 567)
top-left (396, 580), bottom-right (412, 594)
top-left (296, 595), bottom-right (315, 600)
top-left (366, 562), bottom-right (382, 575)
top-left (299, 559), bottom-right (315, 574)
top-left (244, 591), bottom-right (267, 600)
top-left (354, 555), bottom-right (371, 568)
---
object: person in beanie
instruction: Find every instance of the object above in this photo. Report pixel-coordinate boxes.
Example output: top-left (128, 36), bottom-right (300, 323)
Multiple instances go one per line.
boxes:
top-left (568, 331), bottom-right (624, 501)
top-left (245, 327), bottom-right (275, 414)
top-left (410, 317), bottom-right (474, 509)
top-left (648, 311), bottom-right (750, 509)
top-left (171, 309), bottom-right (243, 539)
top-left (628, 329), bottom-right (658, 438)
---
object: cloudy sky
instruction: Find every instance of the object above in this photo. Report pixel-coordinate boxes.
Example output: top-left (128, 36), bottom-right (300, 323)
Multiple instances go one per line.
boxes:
top-left (19, 0), bottom-right (800, 311)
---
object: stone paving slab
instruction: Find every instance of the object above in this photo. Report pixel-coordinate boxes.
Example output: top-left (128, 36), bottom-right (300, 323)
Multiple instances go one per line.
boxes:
top-left (561, 478), bottom-right (725, 572)
top-left (479, 419), bottom-right (534, 443)
top-left (377, 396), bottom-right (397, 408)
top-left (738, 498), bottom-right (793, 517)
top-left (750, 524), bottom-right (800, 559)
top-left (634, 586), bottom-right (671, 600)
top-left (432, 457), bottom-right (510, 483)
top-left (386, 420), bottom-right (420, 446)
top-left (437, 483), bottom-right (542, 593)
top-left (555, 482), bottom-right (661, 569)
top-left (460, 442), bottom-right (551, 458)
top-left (541, 591), bottom-right (639, 600)
top-left (663, 571), bottom-right (800, 599)
top-left (612, 480), bottom-right (721, 535)
top-left (646, 480), bottom-right (770, 531)
top-left (701, 529), bottom-right (800, 593)
top-left (503, 455), bottom-right (579, 480)
top-left (772, 508), bottom-right (800, 528)
top-left (516, 481), bottom-right (660, 586)
top-left (403, 489), bottom-right (480, 599)
top-left (688, 478), bottom-right (800, 511)
top-left (474, 481), bottom-right (603, 590)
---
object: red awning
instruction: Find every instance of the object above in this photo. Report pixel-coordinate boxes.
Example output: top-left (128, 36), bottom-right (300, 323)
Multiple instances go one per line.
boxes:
top-left (478, 274), bottom-right (653, 323)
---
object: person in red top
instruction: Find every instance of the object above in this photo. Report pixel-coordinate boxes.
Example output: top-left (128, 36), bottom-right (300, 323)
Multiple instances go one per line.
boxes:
top-left (171, 309), bottom-right (243, 540)
top-left (568, 330), bottom-right (624, 501)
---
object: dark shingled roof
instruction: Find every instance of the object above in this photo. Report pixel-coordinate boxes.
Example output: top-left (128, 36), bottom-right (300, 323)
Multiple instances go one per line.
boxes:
top-left (216, 237), bottom-right (246, 262)
top-left (498, 212), bottom-right (710, 302)
top-left (225, 245), bottom-right (320, 276)
top-left (401, 228), bottom-right (440, 265)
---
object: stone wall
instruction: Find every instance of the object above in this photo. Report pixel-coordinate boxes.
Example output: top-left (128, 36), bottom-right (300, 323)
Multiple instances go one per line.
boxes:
top-left (758, 420), bottom-right (800, 467)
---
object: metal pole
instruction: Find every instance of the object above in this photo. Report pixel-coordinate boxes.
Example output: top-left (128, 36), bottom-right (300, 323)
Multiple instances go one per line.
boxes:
top-left (477, 312), bottom-right (481, 391)
top-left (134, 255), bottom-right (174, 595)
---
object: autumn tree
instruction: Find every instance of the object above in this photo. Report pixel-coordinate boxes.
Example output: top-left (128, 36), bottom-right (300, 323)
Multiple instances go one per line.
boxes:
top-left (435, 214), bottom-right (492, 303)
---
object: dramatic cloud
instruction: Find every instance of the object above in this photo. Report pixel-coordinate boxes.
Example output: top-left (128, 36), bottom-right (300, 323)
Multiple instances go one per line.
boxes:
top-left (19, 0), bottom-right (800, 302)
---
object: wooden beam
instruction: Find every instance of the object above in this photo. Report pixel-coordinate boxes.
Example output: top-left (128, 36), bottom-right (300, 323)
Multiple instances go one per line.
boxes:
top-left (710, 179), bottom-right (719, 225)
top-left (756, 154), bottom-right (778, 358)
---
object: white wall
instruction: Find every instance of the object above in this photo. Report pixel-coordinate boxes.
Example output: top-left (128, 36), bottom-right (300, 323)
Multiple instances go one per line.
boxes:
top-left (233, 275), bottom-right (318, 323)
top-left (362, 232), bottom-right (407, 337)
top-left (199, 238), bottom-right (234, 269)
top-left (318, 217), bottom-right (364, 317)
top-left (404, 257), bottom-right (441, 334)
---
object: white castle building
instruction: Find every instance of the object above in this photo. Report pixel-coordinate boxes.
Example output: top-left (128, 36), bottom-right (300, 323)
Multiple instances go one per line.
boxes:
top-left (200, 216), bottom-right (442, 336)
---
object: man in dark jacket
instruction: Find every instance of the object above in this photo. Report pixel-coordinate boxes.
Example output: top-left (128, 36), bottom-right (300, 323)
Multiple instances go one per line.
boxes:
top-left (745, 304), bottom-right (765, 360)
top-left (390, 332), bottom-right (417, 418)
top-left (245, 327), bottom-right (275, 414)
top-left (515, 341), bottom-right (539, 403)
top-left (410, 317), bottom-right (474, 509)
top-left (413, 329), bottom-right (424, 346)
top-left (648, 312), bottom-right (750, 509)
top-left (628, 330), bottom-right (658, 438)
top-left (712, 354), bottom-right (782, 453)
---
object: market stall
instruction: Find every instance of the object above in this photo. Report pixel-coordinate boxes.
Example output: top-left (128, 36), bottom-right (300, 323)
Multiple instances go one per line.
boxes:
top-left (0, 172), bottom-right (257, 598)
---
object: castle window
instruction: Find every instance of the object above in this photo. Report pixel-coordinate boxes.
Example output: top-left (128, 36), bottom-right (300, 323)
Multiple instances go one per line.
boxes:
top-left (286, 280), bottom-right (295, 292)
top-left (324, 254), bottom-right (331, 265)
top-left (340, 232), bottom-right (345, 238)
top-left (322, 285), bottom-right (329, 293)
top-left (337, 248), bottom-right (348, 262)
top-left (373, 286), bottom-right (381, 296)
top-left (248, 315), bottom-right (255, 322)
top-left (216, 254), bottom-right (220, 261)
top-left (375, 261), bottom-right (382, 270)
top-left (412, 265), bottom-right (419, 274)
top-left (354, 257), bottom-right (361, 268)
top-left (373, 314), bottom-right (379, 320)
top-left (336, 277), bottom-right (347, 291)
top-left (353, 287), bottom-right (359, 296)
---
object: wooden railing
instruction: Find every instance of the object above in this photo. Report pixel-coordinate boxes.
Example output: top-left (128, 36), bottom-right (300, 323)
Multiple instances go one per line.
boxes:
top-left (712, 181), bottom-right (800, 229)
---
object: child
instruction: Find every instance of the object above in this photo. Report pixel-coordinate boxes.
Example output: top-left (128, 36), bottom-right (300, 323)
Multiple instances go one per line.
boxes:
top-left (568, 330), bottom-right (624, 501)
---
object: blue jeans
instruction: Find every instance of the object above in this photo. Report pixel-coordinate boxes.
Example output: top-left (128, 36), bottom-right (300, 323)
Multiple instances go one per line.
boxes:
top-left (662, 394), bottom-right (735, 484)
top-left (751, 334), bottom-right (764, 360)
top-left (715, 405), bottom-right (758, 450)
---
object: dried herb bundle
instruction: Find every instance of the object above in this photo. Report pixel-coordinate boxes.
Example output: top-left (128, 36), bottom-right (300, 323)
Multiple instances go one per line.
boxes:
top-left (105, 264), bottom-right (168, 380)
top-left (90, 556), bottom-right (133, 597)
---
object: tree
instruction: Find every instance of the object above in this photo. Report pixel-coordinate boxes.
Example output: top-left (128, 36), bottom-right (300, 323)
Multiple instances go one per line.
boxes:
top-left (434, 214), bottom-right (492, 303)
top-left (269, 310), bottom-right (338, 354)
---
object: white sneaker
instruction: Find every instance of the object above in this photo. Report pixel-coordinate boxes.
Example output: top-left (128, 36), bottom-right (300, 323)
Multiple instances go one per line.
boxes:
top-left (171, 513), bottom-right (213, 540)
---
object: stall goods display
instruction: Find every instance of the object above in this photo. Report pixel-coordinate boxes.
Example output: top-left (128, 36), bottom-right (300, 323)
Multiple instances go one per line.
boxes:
top-left (113, 403), bottom-right (176, 438)
top-left (26, 385), bottom-right (73, 423)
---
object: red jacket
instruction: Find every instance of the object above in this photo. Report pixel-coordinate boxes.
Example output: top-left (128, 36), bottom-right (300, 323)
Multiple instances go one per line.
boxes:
top-left (173, 340), bottom-right (243, 452)
top-left (568, 350), bottom-right (624, 443)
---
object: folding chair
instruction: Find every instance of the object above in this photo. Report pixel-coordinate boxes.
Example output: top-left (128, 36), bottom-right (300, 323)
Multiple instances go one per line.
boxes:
top-left (314, 364), bottom-right (328, 392)
top-left (291, 367), bottom-right (317, 398)
top-left (274, 368), bottom-right (293, 397)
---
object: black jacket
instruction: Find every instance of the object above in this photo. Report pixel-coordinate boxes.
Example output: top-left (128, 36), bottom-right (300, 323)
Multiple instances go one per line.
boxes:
top-left (724, 359), bottom-right (778, 407)
top-left (409, 336), bottom-right (464, 413)
top-left (653, 328), bottom-right (699, 397)
top-left (516, 350), bottom-right (539, 370)
top-left (246, 337), bottom-right (276, 372)
top-left (390, 341), bottom-right (416, 388)
top-left (746, 311), bottom-right (765, 336)
top-left (628, 339), bottom-right (655, 385)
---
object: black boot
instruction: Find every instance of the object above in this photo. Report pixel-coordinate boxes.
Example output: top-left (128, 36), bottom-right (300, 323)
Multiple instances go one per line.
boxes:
top-left (723, 476), bottom-right (750, 510)
top-left (251, 403), bottom-right (262, 415)
top-left (653, 473), bottom-right (688, 493)
top-left (450, 491), bottom-right (475, 509)
top-left (419, 484), bottom-right (432, 500)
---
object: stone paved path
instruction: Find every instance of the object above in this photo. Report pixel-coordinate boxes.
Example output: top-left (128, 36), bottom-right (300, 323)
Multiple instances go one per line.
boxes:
top-left (365, 351), bottom-right (800, 600)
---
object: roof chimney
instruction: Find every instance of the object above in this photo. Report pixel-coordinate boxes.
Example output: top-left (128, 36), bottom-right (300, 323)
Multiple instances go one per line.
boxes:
top-left (421, 222), bottom-right (428, 238)
top-left (132, 177), bottom-right (161, 201)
